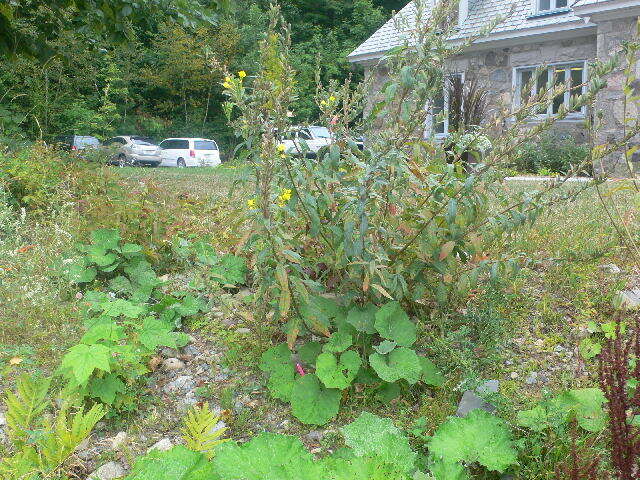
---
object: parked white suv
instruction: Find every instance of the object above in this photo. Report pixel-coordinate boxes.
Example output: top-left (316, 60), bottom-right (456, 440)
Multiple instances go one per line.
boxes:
top-left (281, 126), bottom-right (332, 157)
top-left (104, 136), bottom-right (161, 167)
top-left (158, 138), bottom-right (221, 167)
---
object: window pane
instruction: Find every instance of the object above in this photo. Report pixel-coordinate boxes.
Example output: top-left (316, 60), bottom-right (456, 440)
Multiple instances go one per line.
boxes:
top-left (433, 92), bottom-right (445, 134)
top-left (520, 70), bottom-right (533, 105)
top-left (570, 65), bottom-right (584, 112)
top-left (556, 0), bottom-right (568, 7)
top-left (539, 0), bottom-right (551, 10)
top-left (194, 140), bottom-right (217, 150)
top-left (536, 70), bottom-right (549, 114)
top-left (552, 68), bottom-right (566, 114)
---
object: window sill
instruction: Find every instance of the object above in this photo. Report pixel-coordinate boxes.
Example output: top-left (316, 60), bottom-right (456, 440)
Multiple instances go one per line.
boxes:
top-left (526, 7), bottom-right (571, 19)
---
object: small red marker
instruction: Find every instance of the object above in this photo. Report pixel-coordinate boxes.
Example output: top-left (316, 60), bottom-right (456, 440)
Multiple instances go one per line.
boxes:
top-left (296, 363), bottom-right (306, 376)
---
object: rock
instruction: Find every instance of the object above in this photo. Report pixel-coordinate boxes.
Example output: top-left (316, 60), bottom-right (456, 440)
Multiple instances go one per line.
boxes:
top-left (177, 392), bottom-right (199, 412)
top-left (510, 372), bottom-right (519, 379)
top-left (305, 430), bottom-right (324, 444)
top-left (110, 431), bottom-right (128, 450)
top-left (456, 380), bottom-right (499, 417)
top-left (161, 348), bottom-right (179, 358)
top-left (147, 438), bottom-right (173, 453)
top-left (236, 288), bottom-right (252, 298)
top-left (235, 328), bottom-right (251, 335)
top-left (0, 411), bottom-right (6, 426)
top-left (614, 289), bottom-right (640, 310)
top-left (163, 375), bottom-right (196, 393)
top-left (182, 344), bottom-right (201, 356)
top-left (88, 461), bottom-right (126, 480)
top-left (208, 420), bottom-right (227, 436)
top-left (162, 358), bottom-right (186, 371)
top-left (525, 372), bottom-right (538, 385)
top-left (599, 263), bottom-right (621, 274)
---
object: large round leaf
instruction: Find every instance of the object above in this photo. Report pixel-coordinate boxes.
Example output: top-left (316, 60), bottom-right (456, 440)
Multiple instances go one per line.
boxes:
top-left (290, 374), bottom-right (341, 425)
top-left (374, 301), bottom-right (416, 347)
top-left (346, 304), bottom-right (377, 334)
top-left (315, 351), bottom-right (361, 389)
top-left (259, 343), bottom-right (296, 401)
top-left (369, 348), bottom-right (422, 384)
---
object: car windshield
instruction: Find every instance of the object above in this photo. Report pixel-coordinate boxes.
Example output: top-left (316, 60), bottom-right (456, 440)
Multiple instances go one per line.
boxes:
top-left (76, 136), bottom-right (100, 147)
top-left (309, 126), bottom-right (331, 139)
top-left (194, 140), bottom-right (217, 151)
top-left (132, 137), bottom-right (156, 146)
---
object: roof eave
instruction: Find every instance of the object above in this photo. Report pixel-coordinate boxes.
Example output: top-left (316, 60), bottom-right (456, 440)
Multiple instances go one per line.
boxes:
top-left (572, 0), bottom-right (640, 20)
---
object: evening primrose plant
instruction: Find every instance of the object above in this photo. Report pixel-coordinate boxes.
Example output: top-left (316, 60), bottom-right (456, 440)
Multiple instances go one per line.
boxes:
top-left (223, 0), bottom-right (622, 425)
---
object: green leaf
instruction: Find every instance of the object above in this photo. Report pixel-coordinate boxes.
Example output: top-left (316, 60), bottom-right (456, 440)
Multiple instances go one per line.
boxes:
top-left (259, 344), bottom-right (296, 401)
top-left (61, 344), bottom-right (112, 385)
top-left (373, 340), bottom-right (396, 355)
top-left (429, 459), bottom-right (469, 480)
top-left (90, 228), bottom-right (120, 250)
top-left (322, 332), bottom-right (353, 353)
top-left (316, 351), bottom-right (361, 389)
top-left (290, 374), bottom-right (341, 425)
top-left (298, 342), bottom-right (322, 365)
top-left (369, 348), bottom-right (422, 384)
top-left (138, 318), bottom-right (187, 350)
top-left (517, 388), bottom-right (606, 433)
top-left (120, 243), bottom-right (143, 255)
top-left (81, 317), bottom-right (125, 344)
top-left (65, 259), bottom-right (97, 283)
top-left (174, 295), bottom-right (207, 317)
top-left (429, 409), bottom-right (517, 474)
top-left (86, 245), bottom-right (118, 267)
top-left (100, 298), bottom-right (146, 318)
top-left (89, 373), bottom-right (125, 404)
top-left (108, 275), bottom-right (132, 294)
top-left (127, 446), bottom-right (216, 480)
top-left (214, 433), bottom-right (319, 480)
top-left (125, 260), bottom-right (160, 290)
top-left (341, 412), bottom-right (416, 472)
top-left (374, 301), bottom-right (416, 347)
top-left (579, 337), bottom-right (602, 359)
top-left (375, 382), bottom-right (401, 403)
top-left (210, 254), bottom-right (247, 285)
top-left (193, 241), bottom-right (219, 266)
top-left (419, 357), bottom-right (445, 387)
top-left (346, 304), bottom-right (377, 334)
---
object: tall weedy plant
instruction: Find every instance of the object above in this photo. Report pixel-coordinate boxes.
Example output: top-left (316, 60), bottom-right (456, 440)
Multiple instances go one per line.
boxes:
top-left (224, 0), bottom-right (620, 425)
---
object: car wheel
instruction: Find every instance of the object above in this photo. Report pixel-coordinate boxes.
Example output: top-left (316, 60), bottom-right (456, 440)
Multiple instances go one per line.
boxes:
top-left (177, 158), bottom-right (186, 168)
top-left (117, 154), bottom-right (128, 168)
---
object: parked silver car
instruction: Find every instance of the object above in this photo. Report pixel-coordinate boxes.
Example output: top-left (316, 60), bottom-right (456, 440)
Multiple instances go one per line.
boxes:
top-left (104, 136), bottom-right (161, 167)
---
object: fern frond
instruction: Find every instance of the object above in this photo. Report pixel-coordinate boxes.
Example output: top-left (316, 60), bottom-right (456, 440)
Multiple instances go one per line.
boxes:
top-left (180, 402), bottom-right (228, 458)
top-left (5, 374), bottom-right (51, 446)
top-left (38, 403), bottom-right (105, 473)
top-left (0, 445), bottom-right (39, 480)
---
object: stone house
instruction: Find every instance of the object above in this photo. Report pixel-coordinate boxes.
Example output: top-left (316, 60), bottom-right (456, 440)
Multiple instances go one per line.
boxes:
top-left (348, 0), bottom-right (640, 175)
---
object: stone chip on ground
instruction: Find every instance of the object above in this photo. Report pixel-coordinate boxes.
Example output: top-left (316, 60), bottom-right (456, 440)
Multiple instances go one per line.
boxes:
top-left (456, 380), bottom-right (499, 417)
top-left (87, 461), bottom-right (126, 480)
top-left (147, 438), bottom-right (173, 453)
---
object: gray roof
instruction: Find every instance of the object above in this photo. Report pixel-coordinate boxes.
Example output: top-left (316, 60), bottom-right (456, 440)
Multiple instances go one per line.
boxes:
top-left (348, 0), bottom-right (588, 62)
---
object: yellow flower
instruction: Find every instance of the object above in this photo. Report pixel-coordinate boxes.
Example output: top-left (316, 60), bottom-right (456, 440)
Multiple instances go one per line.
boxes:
top-left (320, 100), bottom-right (327, 106)
top-left (238, 71), bottom-right (247, 78)
top-left (225, 76), bottom-right (232, 83)
top-left (222, 82), bottom-right (232, 89)
top-left (247, 198), bottom-right (257, 209)
top-left (338, 168), bottom-right (347, 173)
top-left (329, 95), bottom-right (336, 102)
top-left (277, 144), bottom-right (286, 152)
top-left (9, 357), bottom-right (22, 366)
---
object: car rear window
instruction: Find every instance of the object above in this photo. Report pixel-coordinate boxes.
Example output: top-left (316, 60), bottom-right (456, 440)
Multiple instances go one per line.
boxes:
top-left (132, 137), bottom-right (156, 146)
top-left (194, 140), bottom-right (217, 151)
top-left (161, 140), bottom-right (189, 149)
top-left (76, 136), bottom-right (100, 147)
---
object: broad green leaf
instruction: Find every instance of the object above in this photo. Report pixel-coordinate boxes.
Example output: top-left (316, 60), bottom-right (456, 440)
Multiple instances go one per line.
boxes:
top-left (429, 409), bottom-right (517, 473)
top-left (341, 412), bottom-right (416, 472)
top-left (210, 254), bottom-right (247, 285)
top-left (65, 259), bottom-right (97, 283)
top-left (375, 382), bottom-right (401, 403)
top-left (374, 301), bottom-right (416, 347)
top-left (174, 295), bottom-right (207, 317)
top-left (322, 332), bottom-right (353, 353)
top-left (290, 374), bottom-right (341, 425)
top-left (259, 344), bottom-right (296, 401)
top-left (298, 342), bottom-right (322, 365)
top-left (108, 275), bottom-right (132, 294)
top-left (517, 388), bottom-right (606, 433)
top-left (124, 260), bottom-right (161, 289)
top-left (127, 445), bottom-right (216, 480)
top-left (86, 245), bottom-right (118, 267)
top-left (429, 459), bottom-right (469, 480)
top-left (316, 351), bottom-right (361, 389)
top-left (373, 340), bottom-right (396, 355)
top-left (61, 344), bottom-right (112, 385)
top-left (89, 373), bottom-right (125, 404)
top-left (100, 298), bottom-right (146, 318)
top-left (214, 433), bottom-right (319, 480)
top-left (299, 300), bottom-right (331, 336)
top-left (90, 228), bottom-right (120, 250)
top-left (347, 304), bottom-right (377, 334)
top-left (193, 241), bottom-right (219, 266)
top-left (81, 317), bottom-right (125, 344)
top-left (419, 357), bottom-right (445, 387)
top-left (138, 318), bottom-right (188, 350)
top-left (369, 348), bottom-right (422, 384)
top-left (321, 454), bottom-right (409, 480)
top-left (120, 243), bottom-right (143, 255)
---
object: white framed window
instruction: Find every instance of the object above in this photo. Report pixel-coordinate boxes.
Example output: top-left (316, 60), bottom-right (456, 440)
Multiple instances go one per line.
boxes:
top-left (537, 0), bottom-right (568, 12)
top-left (514, 61), bottom-right (587, 118)
top-left (432, 73), bottom-right (464, 137)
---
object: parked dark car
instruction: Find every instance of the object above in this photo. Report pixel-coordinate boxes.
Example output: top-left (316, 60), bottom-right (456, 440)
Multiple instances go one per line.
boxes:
top-left (54, 135), bottom-right (101, 151)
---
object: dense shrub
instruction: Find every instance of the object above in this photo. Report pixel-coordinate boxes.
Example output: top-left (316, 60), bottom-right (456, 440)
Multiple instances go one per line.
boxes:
top-left (513, 134), bottom-right (590, 175)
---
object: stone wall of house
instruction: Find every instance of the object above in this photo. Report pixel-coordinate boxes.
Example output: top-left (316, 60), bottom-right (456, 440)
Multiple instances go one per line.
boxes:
top-left (593, 16), bottom-right (640, 177)
top-left (446, 35), bottom-right (598, 142)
